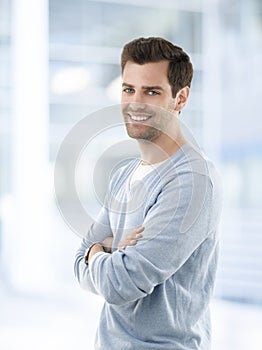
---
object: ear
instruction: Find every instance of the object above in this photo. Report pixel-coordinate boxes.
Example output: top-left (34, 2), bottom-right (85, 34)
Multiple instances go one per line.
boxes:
top-left (174, 86), bottom-right (190, 112)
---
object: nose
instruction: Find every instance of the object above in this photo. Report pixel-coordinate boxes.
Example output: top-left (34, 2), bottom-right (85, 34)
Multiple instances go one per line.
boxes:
top-left (132, 90), bottom-right (143, 102)
top-left (128, 101), bottom-right (147, 113)
top-left (127, 91), bottom-right (147, 111)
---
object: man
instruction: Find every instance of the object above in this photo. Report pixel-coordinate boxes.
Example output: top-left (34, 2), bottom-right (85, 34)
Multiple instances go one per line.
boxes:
top-left (74, 37), bottom-right (222, 349)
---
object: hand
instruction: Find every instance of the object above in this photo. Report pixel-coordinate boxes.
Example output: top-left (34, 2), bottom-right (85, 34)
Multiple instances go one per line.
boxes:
top-left (102, 236), bottom-right (113, 253)
top-left (87, 243), bottom-right (104, 264)
top-left (118, 226), bottom-right (144, 250)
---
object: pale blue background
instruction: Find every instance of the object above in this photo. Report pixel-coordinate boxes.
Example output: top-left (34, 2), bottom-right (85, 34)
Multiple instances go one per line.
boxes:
top-left (0, 0), bottom-right (261, 349)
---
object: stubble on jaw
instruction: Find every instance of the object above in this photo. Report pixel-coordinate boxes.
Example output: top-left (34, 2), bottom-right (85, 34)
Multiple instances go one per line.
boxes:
top-left (122, 102), bottom-right (176, 142)
top-left (125, 121), bottom-right (165, 141)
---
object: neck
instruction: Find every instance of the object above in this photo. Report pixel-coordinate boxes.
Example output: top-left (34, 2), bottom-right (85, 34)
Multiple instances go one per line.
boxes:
top-left (137, 131), bottom-right (187, 165)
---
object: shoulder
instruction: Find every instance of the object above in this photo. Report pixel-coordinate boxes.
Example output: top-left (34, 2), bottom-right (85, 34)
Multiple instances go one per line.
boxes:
top-left (154, 144), bottom-right (222, 210)
top-left (163, 143), bottom-right (220, 186)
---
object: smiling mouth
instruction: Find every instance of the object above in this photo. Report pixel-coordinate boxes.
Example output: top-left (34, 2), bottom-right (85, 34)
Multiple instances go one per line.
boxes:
top-left (128, 114), bottom-right (152, 122)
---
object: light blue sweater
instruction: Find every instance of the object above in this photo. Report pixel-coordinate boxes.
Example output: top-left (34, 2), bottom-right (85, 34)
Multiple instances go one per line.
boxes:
top-left (74, 143), bottom-right (222, 350)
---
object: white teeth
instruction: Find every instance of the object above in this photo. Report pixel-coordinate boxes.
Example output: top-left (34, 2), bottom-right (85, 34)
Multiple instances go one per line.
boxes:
top-left (130, 115), bottom-right (150, 121)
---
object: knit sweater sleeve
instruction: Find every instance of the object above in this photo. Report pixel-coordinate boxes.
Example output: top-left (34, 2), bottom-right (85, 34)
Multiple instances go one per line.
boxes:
top-left (79, 170), bottom-right (221, 305)
top-left (74, 165), bottom-right (130, 295)
top-left (74, 203), bottom-right (113, 295)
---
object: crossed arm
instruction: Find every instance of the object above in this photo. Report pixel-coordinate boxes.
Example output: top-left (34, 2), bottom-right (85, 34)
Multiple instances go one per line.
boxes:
top-left (87, 227), bottom-right (144, 263)
top-left (74, 172), bottom-right (215, 305)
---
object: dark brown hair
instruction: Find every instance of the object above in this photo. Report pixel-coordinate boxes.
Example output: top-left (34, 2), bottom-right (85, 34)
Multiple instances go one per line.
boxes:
top-left (121, 37), bottom-right (193, 97)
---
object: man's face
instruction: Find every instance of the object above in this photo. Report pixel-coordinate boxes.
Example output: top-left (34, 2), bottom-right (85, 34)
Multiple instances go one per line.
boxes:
top-left (121, 60), bottom-right (176, 142)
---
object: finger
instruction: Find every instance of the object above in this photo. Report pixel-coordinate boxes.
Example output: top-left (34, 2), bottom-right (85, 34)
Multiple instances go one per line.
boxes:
top-left (120, 233), bottom-right (142, 246)
top-left (118, 238), bottom-right (137, 249)
top-left (125, 227), bottom-right (144, 240)
top-left (129, 239), bottom-right (137, 246)
top-left (123, 238), bottom-right (137, 246)
top-left (125, 233), bottom-right (134, 240)
top-left (134, 226), bottom-right (145, 234)
top-left (118, 240), bottom-right (127, 249)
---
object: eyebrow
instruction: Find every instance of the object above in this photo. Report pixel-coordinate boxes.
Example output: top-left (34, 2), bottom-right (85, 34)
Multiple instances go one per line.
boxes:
top-left (122, 82), bottom-right (164, 91)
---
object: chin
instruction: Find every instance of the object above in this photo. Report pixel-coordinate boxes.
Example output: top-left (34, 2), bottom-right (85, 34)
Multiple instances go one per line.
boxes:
top-left (126, 126), bottom-right (161, 142)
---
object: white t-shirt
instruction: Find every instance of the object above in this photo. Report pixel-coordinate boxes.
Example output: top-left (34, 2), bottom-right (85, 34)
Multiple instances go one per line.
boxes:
top-left (130, 160), bottom-right (166, 189)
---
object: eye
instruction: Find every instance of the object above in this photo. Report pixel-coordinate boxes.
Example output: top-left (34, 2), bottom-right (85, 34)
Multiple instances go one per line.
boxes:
top-left (123, 87), bottom-right (135, 94)
top-left (148, 90), bottom-right (160, 96)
